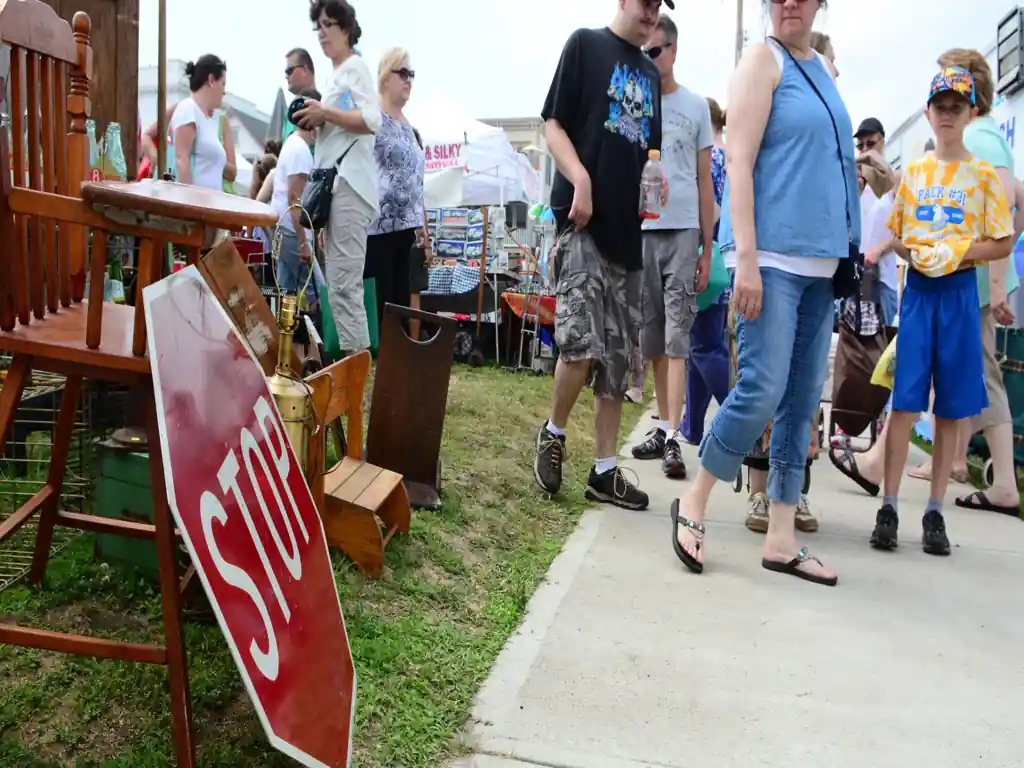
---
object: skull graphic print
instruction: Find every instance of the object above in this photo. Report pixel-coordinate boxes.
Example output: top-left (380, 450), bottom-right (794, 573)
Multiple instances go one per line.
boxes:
top-left (605, 63), bottom-right (655, 149)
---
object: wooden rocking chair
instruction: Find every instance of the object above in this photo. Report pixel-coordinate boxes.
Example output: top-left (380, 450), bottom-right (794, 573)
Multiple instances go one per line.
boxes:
top-left (0, 3), bottom-right (274, 765)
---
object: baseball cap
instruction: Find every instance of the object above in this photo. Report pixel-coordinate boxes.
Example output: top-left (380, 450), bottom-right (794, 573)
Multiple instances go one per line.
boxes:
top-left (928, 66), bottom-right (976, 106)
top-left (662, 0), bottom-right (675, 7)
top-left (854, 117), bottom-right (885, 139)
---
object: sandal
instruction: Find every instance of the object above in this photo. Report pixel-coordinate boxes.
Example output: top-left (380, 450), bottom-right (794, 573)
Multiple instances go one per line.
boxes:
top-left (955, 490), bottom-right (1020, 517)
top-left (761, 547), bottom-right (838, 587)
top-left (828, 447), bottom-right (880, 497)
top-left (670, 498), bottom-right (705, 574)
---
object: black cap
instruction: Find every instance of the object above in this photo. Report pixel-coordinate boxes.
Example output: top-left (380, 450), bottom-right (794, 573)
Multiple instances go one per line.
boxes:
top-left (664, 0), bottom-right (675, 8)
top-left (855, 117), bottom-right (885, 139)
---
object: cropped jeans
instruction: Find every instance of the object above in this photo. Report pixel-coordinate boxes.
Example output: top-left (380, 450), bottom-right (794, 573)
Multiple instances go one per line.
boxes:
top-left (698, 267), bottom-right (835, 505)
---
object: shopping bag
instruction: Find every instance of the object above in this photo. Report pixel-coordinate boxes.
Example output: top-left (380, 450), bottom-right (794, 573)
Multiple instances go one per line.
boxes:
top-left (696, 242), bottom-right (728, 312)
top-left (831, 322), bottom-right (897, 435)
top-left (871, 336), bottom-right (897, 391)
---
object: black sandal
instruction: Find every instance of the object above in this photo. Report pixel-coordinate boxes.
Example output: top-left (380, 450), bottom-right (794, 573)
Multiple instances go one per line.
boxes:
top-left (670, 498), bottom-right (705, 574)
top-left (761, 547), bottom-right (838, 587)
top-left (828, 446), bottom-right (880, 497)
top-left (955, 491), bottom-right (1020, 517)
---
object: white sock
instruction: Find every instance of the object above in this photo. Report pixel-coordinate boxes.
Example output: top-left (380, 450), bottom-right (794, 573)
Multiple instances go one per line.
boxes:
top-left (668, 430), bottom-right (683, 444)
top-left (546, 420), bottom-right (566, 437)
top-left (658, 420), bottom-right (672, 434)
top-left (595, 456), bottom-right (617, 475)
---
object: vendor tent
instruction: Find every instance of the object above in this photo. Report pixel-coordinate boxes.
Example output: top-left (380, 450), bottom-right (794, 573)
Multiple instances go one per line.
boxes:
top-left (407, 101), bottom-right (540, 208)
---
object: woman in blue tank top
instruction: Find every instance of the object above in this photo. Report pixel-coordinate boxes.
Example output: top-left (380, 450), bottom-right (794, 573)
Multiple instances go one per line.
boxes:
top-left (670, 0), bottom-right (859, 586)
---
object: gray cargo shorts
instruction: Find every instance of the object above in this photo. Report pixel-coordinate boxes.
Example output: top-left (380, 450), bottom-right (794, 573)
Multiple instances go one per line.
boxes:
top-left (553, 229), bottom-right (642, 400)
top-left (641, 229), bottom-right (701, 360)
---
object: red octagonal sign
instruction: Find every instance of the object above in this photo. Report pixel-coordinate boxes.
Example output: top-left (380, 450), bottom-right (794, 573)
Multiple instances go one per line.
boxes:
top-left (145, 267), bottom-right (356, 767)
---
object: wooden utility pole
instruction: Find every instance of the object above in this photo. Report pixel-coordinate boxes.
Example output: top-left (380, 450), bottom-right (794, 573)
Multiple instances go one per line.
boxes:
top-left (157, 0), bottom-right (167, 178)
top-left (734, 0), bottom-right (744, 65)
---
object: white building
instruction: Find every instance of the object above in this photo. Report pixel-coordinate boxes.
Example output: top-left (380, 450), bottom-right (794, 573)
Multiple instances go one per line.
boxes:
top-left (886, 7), bottom-right (1023, 171)
top-left (138, 60), bottom-right (271, 162)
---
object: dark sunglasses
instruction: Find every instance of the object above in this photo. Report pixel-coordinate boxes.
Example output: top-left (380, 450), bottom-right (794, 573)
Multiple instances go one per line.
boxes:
top-left (645, 45), bottom-right (667, 59)
top-left (855, 137), bottom-right (880, 151)
top-left (392, 67), bottom-right (416, 82)
top-left (284, 64), bottom-right (306, 77)
top-left (769, 0), bottom-right (812, 3)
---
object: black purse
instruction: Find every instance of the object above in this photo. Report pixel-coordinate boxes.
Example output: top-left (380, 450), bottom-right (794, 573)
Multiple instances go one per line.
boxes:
top-left (771, 39), bottom-right (863, 299)
top-left (300, 139), bottom-right (358, 230)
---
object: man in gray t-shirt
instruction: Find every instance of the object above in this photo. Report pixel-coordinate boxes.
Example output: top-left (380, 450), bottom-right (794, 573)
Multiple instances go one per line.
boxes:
top-left (630, 13), bottom-right (715, 480)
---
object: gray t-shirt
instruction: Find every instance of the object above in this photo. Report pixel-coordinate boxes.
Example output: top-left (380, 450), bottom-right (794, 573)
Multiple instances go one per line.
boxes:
top-left (644, 85), bottom-right (712, 231)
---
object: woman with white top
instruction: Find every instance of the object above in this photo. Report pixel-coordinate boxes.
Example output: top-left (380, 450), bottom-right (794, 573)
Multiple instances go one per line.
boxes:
top-left (294, 0), bottom-right (380, 355)
top-left (170, 55), bottom-right (229, 190)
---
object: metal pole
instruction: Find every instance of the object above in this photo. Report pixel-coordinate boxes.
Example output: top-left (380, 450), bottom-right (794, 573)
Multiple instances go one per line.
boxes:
top-left (734, 0), bottom-right (744, 66)
top-left (157, 0), bottom-right (167, 178)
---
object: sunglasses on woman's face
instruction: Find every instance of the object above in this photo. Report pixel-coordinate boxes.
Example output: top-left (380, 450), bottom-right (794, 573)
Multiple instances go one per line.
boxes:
top-left (392, 68), bottom-right (416, 82)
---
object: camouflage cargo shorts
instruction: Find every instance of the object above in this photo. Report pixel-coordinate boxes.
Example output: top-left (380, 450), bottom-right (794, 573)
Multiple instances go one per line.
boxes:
top-left (553, 229), bottom-right (642, 400)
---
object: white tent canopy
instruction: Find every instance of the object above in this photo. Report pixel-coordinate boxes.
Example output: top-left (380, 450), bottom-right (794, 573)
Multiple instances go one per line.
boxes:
top-left (407, 100), bottom-right (540, 209)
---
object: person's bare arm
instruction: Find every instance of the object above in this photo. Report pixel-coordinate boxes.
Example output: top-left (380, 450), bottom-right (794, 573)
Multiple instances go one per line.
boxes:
top-left (221, 117), bottom-right (237, 183)
top-left (1014, 178), bottom-right (1024, 242)
top-left (173, 123), bottom-right (196, 185)
top-left (696, 146), bottom-right (714, 290)
top-left (546, 118), bottom-right (591, 227)
top-left (288, 172), bottom-right (311, 261)
top-left (965, 237), bottom-right (1013, 263)
top-left (257, 168), bottom-right (275, 204)
top-left (725, 44), bottom-right (778, 265)
top-left (142, 103), bottom-right (177, 164)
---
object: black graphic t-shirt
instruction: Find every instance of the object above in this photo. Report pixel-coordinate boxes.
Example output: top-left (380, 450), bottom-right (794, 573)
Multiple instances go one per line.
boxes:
top-left (542, 27), bottom-right (662, 272)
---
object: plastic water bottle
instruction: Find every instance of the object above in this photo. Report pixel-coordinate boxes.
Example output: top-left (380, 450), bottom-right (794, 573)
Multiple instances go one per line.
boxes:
top-left (639, 149), bottom-right (664, 221)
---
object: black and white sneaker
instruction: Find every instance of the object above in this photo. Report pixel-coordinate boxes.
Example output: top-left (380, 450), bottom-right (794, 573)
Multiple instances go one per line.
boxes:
top-left (662, 438), bottom-right (687, 479)
top-left (534, 422), bottom-right (566, 494)
top-left (631, 428), bottom-right (666, 460)
top-left (585, 466), bottom-right (649, 510)
top-left (870, 504), bottom-right (899, 550)
top-left (921, 510), bottom-right (951, 556)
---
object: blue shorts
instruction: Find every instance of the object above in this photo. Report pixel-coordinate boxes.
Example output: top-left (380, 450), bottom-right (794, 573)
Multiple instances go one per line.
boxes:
top-left (892, 268), bottom-right (987, 420)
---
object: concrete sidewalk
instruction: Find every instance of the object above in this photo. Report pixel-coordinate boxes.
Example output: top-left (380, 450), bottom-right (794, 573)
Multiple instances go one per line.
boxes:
top-left (454, 409), bottom-right (1024, 767)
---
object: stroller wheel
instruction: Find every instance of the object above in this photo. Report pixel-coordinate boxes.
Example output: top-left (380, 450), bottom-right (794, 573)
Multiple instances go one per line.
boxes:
top-left (983, 458), bottom-right (995, 489)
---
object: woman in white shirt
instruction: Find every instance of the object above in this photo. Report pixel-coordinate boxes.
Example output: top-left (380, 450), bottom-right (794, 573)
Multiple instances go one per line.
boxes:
top-left (294, 0), bottom-right (380, 355)
top-left (170, 55), bottom-right (229, 191)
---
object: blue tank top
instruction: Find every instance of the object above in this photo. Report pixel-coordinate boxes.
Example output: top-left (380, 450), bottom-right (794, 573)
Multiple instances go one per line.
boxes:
top-left (719, 42), bottom-right (860, 260)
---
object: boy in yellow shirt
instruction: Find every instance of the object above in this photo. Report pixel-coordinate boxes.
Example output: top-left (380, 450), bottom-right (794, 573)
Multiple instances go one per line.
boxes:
top-left (873, 66), bottom-right (1014, 556)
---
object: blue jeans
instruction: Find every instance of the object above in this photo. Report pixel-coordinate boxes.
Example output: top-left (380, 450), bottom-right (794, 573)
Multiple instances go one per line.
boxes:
top-left (699, 268), bottom-right (834, 505)
top-left (276, 228), bottom-right (317, 307)
top-left (879, 283), bottom-right (898, 326)
top-left (682, 302), bottom-right (730, 444)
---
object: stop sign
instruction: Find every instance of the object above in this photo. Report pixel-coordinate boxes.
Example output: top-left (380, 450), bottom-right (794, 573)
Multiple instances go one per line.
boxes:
top-left (144, 266), bottom-right (356, 767)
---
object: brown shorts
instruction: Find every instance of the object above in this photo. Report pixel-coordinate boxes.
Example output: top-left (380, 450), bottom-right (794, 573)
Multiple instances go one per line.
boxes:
top-left (553, 229), bottom-right (642, 400)
top-left (971, 307), bottom-right (1012, 432)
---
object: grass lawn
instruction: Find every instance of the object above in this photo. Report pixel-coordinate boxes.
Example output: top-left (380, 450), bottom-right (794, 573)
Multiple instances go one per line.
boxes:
top-left (0, 365), bottom-right (641, 767)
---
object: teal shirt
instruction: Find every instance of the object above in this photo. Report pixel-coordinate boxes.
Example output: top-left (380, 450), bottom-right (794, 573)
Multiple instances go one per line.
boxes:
top-left (282, 120), bottom-right (297, 142)
top-left (964, 116), bottom-right (1018, 306)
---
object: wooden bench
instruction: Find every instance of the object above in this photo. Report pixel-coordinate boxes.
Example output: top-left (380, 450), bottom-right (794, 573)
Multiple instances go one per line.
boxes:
top-left (305, 351), bottom-right (411, 578)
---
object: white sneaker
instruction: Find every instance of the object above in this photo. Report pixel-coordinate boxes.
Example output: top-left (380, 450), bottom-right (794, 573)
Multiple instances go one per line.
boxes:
top-left (745, 492), bottom-right (769, 533)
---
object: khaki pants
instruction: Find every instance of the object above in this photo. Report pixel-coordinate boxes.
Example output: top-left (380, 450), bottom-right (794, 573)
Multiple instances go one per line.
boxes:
top-left (971, 307), bottom-right (1012, 432)
top-left (325, 178), bottom-right (374, 353)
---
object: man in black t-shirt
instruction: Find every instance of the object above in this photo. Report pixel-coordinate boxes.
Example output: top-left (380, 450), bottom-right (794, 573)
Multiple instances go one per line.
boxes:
top-left (533, 0), bottom-right (670, 511)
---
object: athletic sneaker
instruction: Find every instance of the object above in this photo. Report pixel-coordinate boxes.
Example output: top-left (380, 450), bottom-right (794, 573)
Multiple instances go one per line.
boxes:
top-left (632, 428), bottom-right (666, 460)
top-left (795, 495), bottom-right (819, 533)
top-left (921, 510), bottom-right (951, 556)
top-left (745, 492), bottom-right (769, 533)
top-left (663, 438), bottom-right (687, 479)
top-left (534, 422), bottom-right (565, 494)
top-left (870, 504), bottom-right (899, 550)
top-left (585, 466), bottom-right (649, 510)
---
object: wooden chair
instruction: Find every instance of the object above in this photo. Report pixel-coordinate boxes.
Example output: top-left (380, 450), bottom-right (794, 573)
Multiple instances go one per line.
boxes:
top-left (0, 4), bottom-right (274, 765)
top-left (305, 351), bottom-right (412, 578)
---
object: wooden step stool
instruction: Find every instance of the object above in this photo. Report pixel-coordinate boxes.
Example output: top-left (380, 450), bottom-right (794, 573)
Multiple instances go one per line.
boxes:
top-left (305, 351), bottom-right (411, 578)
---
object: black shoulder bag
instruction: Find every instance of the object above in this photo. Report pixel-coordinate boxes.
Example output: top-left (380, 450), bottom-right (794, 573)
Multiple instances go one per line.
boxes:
top-left (300, 139), bottom-right (358, 230)
top-left (771, 38), bottom-right (863, 300)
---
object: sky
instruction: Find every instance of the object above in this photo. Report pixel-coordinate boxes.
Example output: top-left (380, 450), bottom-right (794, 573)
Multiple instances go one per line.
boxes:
top-left (139, 0), bottom-right (1014, 135)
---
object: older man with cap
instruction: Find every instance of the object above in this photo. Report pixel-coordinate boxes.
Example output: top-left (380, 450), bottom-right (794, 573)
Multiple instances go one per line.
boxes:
top-left (855, 117), bottom-right (900, 325)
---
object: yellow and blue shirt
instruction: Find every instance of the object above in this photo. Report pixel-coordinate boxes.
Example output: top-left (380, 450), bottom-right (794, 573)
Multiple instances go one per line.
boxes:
top-left (887, 152), bottom-right (1013, 277)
